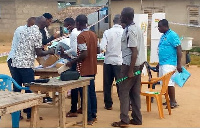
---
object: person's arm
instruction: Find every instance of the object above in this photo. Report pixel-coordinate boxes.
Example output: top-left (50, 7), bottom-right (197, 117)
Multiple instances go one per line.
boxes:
top-left (127, 28), bottom-right (138, 78)
top-left (35, 48), bottom-right (54, 57)
top-left (100, 31), bottom-right (108, 52)
top-left (128, 47), bottom-right (137, 78)
top-left (176, 45), bottom-right (182, 72)
top-left (42, 35), bottom-right (55, 45)
top-left (66, 34), bottom-right (87, 67)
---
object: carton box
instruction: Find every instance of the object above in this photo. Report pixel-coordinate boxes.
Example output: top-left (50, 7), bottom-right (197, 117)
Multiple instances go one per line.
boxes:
top-left (36, 54), bottom-right (59, 68)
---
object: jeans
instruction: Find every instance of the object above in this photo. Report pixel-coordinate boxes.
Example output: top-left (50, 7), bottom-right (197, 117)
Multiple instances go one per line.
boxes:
top-left (12, 66), bottom-right (34, 119)
top-left (82, 75), bottom-right (97, 121)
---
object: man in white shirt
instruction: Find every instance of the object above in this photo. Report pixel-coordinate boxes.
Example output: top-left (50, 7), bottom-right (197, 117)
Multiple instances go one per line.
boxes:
top-left (100, 14), bottom-right (124, 110)
top-left (60, 18), bottom-right (82, 117)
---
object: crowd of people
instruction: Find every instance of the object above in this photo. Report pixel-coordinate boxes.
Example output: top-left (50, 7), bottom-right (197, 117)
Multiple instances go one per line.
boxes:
top-left (7, 6), bottom-right (182, 127)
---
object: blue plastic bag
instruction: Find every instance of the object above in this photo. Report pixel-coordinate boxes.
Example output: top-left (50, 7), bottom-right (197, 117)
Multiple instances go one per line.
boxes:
top-left (171, 67), bottom-right (191, 87)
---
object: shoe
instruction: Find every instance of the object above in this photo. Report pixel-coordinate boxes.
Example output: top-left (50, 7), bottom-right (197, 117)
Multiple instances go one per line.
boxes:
top-left (77, 108), bottom-right (82, 114)
top-left (129, 119), bottom-right (142, 125)
top-left (43, 97), bottom-right (53, 103)
top-left (93, 117), bottom-right (97, 123)
top-left (76, 121), bottom-right (93, 126)
top-left (162, 102), bottom-right (167, 105)
top-left (20, 116), bottom-right (24, 120)
top-left (111, 121), bottom-right (129, 127)
top-left (26, 118), bottom-right (31, 122)
top-left (66, 111), bottom-right (78, 117)
top-left (104, 106), bottom-right (112, 110)
top-left (166, 102), bottom-right (179, 109)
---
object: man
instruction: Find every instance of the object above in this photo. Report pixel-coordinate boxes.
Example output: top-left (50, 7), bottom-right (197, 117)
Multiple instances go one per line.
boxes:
top-left (112, 7), bottom-right (145, 127)
top-left (11, 16), bottom-right (55, 121)
top-left (60, 17), bottom-right (82, 117)
top-left (157, 19), bottom-right (182, 108)
top-left (7, 17), bottom-right (36, 120)
top-left (41, 13), bottom-right (60, 45)
top-left (40, 13), bottom-right (59, 103)
top-left (66, 14), bottom-right (98, 125)
top-left (7, 17), bottom-right (36, 85)
top-left (100, 14), bottom-right (123, 110)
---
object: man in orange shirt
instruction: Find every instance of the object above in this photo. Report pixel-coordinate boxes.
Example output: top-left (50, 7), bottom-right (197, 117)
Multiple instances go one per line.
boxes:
top-left (66, 14), bottom-right (98, 125)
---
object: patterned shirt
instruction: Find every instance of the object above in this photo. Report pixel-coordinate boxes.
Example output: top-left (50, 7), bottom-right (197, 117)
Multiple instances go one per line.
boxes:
top-left (7, 25), bottom-right (27, 61)
top-left (12, 25), bottom-right (43, 68)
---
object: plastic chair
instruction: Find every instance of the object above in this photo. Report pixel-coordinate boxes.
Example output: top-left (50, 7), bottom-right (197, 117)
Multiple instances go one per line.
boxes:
top-left (0, 74), bottom-right (29, 128)
top-left (140, 71), bottom-right (175, 118)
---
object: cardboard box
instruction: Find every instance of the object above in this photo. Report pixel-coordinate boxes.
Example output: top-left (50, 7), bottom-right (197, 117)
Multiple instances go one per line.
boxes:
top-left (36, 54), bottom-right (59, 68)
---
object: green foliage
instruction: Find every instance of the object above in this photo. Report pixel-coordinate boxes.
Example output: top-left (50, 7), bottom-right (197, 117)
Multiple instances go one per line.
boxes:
top-left (189, 47), bottom-right (200, 53)
top-left (0, 56), bottom-right (7, 63)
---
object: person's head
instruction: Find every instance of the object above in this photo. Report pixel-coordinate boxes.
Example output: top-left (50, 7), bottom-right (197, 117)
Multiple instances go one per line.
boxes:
top-left (121, 7), bottom-right (134, 26)
top-left (35, 16), bottom-right (47, 29)
top-left (113, 14), bottom-right (121, 25)
top-left (158, 19), bottom-right (169, 33)
top-left (75, 14), bottom-right (88, 31)
top-left (43, 13), bottom-right (53, 27)
top-left (64, 17), bottom-right (75, 32)
top-left (121, 23), bottom-right (126, 29)
top-left (27, 17), bottom-right (36, 27)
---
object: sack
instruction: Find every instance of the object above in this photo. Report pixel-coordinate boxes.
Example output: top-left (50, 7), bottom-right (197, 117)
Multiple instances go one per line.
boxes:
top-left (171, 67), bottom-right (191, 87)
top-left (60, 70), bottom-right (80, 81)
top-left (36, 54), bottom-right (59, 68)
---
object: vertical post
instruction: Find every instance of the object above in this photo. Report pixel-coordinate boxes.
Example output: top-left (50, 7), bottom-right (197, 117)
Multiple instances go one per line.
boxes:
top-left (98, 10), bottom-right (101, 43)
top-left (82, 85), bottom-right (88, 127)
top-left (108, 0), bottom-right (112, 28)
top-left (58, 90), bottom-right (66, 128)
top-left (30, 106), bottom-right (39, 128)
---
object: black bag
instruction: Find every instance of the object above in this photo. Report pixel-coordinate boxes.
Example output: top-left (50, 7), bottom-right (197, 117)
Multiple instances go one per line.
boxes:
top-left (60, 70), bottom-right (80, 81)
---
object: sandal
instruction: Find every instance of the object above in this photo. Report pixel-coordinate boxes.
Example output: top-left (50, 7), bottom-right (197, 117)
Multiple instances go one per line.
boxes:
top-left (111, 121), bottom-right (129, 128)
top-left (165, 102), bottom-right (179, 109)
top-left (66, 111), bottom-right (78, 117)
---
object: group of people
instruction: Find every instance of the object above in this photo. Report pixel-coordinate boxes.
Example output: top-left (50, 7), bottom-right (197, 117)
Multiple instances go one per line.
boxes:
top-left (7, 6), bottom-right (182, 127)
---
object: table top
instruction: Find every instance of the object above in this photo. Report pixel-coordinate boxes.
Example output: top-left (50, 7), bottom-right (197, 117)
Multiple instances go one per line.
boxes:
top-left (34, 67), bottom-right (58, 73)
top-left (29, 77), bottom-right (93, 88)
top-left (0, 91), bottom-right (45, 109)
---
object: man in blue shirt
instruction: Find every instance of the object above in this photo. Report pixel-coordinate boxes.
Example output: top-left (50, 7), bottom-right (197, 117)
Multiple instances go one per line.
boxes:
top-left (157, 19), bottom-right (182, 108)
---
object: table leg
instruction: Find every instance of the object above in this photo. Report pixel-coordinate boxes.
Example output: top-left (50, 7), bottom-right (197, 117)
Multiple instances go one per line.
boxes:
top-left (30, 105), bottom-right (39, 127)
top-left (58, 91), bottom-right (66, 128)
top-left (82, 85), bottom-right (88, 127)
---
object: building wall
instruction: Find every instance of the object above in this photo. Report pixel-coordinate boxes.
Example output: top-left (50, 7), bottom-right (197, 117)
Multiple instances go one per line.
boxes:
top-left (0, 0), bottom-right (58, 42)
top-left (110, 0), bottom-right (200, 46)
top-left (0, 0), bottom-right (17, 41)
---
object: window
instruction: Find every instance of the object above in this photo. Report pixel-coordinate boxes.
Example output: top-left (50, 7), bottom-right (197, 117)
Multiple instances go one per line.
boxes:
top-left (143, 7), bottom-right (165, 29)
top-left (187, 6), bottom-right (199, 26)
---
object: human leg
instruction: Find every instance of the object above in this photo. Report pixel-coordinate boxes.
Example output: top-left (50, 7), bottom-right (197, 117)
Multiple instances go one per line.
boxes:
top-left (113, 65), bottom-right (121, 97)
top-left (129, 66), bottom-right (142, 125)
top-left (103, 63), bottom-right (114, 109)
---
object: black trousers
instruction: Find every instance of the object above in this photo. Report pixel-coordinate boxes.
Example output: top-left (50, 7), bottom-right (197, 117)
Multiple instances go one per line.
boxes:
top-left (103, 63), bottom-right (121, 108)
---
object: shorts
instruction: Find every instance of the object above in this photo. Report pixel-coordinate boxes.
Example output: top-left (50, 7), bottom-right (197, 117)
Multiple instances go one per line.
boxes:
top-left (159, 65), bottom-right (176, 87)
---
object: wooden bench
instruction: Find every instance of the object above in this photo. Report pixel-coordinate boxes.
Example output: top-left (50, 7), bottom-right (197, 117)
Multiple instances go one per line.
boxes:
top-left (0, 91), bottom-right (45, 127)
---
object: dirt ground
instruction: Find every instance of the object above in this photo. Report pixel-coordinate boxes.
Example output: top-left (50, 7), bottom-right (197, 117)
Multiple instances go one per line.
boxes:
top-left (0, 44), bottom-right (200, 128)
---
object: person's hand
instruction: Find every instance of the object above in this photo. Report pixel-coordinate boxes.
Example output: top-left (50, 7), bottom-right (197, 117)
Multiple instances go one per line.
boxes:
top-left (177, 64), bottom-right (182, 73)
top-left (127, 70), bottom-right (133, 78)
top-left (66, 61), bottom-right (72, 68)
top-left (53, 32), bottom-right (60, 39)
top-left (156, 63), bottom-right (159, 71)
top-left (48, 48), bottom-right (55, 55)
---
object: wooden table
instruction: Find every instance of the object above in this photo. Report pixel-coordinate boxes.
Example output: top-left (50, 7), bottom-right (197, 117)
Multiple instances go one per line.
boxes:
top-left (0, 91), bottom-right (45, 127)
top-left (28, 77), bottom-right (93, 128)
top-left (34, 68), bottom-right (59, 78)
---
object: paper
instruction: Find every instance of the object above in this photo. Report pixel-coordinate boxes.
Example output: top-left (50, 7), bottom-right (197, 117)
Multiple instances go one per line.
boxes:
top-left (171, 67), bottom-right (191, 87)
top-left (57, 65), bottom-right (69, 74)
